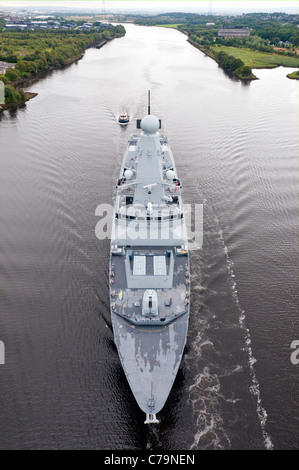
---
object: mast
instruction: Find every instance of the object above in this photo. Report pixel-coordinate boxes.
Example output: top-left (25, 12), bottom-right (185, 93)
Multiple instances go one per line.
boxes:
top-left (148, 90), bottom-right (151, 115)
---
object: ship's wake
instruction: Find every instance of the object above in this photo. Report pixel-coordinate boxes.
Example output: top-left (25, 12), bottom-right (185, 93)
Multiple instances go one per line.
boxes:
top-left (216, 217), bottom-right (273, 450)
top-left (184, 197), bottom-right (273, 449)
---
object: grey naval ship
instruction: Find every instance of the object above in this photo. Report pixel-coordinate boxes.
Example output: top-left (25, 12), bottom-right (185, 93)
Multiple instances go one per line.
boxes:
top-left (109, 93), bottom-right (190, 424)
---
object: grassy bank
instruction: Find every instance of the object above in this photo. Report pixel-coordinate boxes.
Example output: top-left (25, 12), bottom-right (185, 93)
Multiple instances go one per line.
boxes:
top-left (188, 39), bottom-right (257, 80)
top-left (186, 37), bottom-right (299, 80)
top-left (287, 70), bottom-right (299, 79)
top-left (210, 45), bottom-right (299, 69)
top-left (156, 24), bottom-right (180, 29)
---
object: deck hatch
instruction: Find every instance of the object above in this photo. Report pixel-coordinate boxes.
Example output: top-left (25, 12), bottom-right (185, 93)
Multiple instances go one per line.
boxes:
top-left (133, 255), bottom-right (146, 275)
top-left (154, 256), bottom-right (167, 275)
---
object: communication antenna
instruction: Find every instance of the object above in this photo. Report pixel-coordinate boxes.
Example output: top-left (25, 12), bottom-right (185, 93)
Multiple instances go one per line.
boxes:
top-left (208, 1), bottom-right (213, 16)
top-left (101, 0), bottom-right (106, 21)
top-left (136, 91), bottom-right (162, 130)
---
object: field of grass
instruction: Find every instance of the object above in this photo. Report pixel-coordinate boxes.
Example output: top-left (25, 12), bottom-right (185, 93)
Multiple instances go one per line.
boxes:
top-left (156, 24), bottom-right (180, 29)
top-left (287, 70), bottom-right (299, 79)
top-left (211, 45), bottom-right (299, 68)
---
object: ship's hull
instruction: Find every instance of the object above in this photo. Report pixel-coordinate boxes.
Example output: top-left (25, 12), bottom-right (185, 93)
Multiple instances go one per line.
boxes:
top-left (108, 107), bottom-right (191, 423)
top-left (111, 308), bottom-right (189, 415)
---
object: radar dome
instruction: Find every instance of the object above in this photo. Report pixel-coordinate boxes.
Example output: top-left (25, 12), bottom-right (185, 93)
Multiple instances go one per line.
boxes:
top-left (141, 115), bottom-right (159, 134)
top-left (124, 169), bottom-right (133, 180)
top-left (166, 169), bottom-right (175, 180)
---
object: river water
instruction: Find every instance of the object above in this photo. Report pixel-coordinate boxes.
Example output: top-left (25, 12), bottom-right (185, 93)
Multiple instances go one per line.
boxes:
top-left (0, 24), bottom-right (298, 450)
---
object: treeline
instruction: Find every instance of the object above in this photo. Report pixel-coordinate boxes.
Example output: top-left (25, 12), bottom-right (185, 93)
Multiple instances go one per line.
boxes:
top-left (0, 25), bottom-right (125, 105)
top-left (134, 11), bottom-right (299, 47)
top-left (216, 35), bottom-right (274, 52)
top-left (216, 50), bottom-right (253, 79)
top-left (251, 24), bottom-right (299, 46)
top-left (189, 32), bottom-right (299, 59)
top-left (188, 33), bottom-right (255, 79)
top-left (216, 34), bottom-right (299, 57)
top-left (189, 28), bottom-right (298, 52)
top-left (190, 41), bottom-right (255, 80)
top-left (0, 25), bottom-right (125, 67)
top-left (134, 12), bottom-right (203, 25)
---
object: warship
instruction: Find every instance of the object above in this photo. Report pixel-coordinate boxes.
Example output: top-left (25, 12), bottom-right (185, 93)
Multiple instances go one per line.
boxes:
top-left (109, 92), bottom-right (190, 424)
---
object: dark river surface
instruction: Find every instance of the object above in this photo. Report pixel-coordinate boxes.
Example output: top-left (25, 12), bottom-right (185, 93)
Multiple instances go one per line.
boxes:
top-left (0, 24), bottom-right (298, 450)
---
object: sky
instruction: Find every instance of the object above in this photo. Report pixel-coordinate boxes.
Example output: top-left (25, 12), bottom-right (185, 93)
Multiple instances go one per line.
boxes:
top-left (0, 1), bottom-right (298, 14)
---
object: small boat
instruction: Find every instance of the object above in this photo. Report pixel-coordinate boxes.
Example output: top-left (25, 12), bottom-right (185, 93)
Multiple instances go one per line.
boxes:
top-left (118, 111), bottom-right (130, 125)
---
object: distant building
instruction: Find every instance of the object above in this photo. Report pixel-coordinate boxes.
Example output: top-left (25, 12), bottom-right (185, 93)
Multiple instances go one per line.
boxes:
top-left (34, 15), bottom-right (55, 19)
top-left (77, 23), bottom-right (93, 31)
top-left (5, 19), bottom-right (62, 31)
top-left (206, 22), bottom-right (215, 27)
top-left (0, 61), bottom-right (16, 74)
top-left (279, 40), bottom-right (291, 46)
top-left (48, 21), bottom-right (61, 29)
top-left (218, 27), bottom-right (251, 38)
top-left (99, 23), bottom-right (112, 30)
top-left (5, 24), bottom-right (28, 30)
top-left (61, 24), bottom-right (75, 30)
top-left (30, 21), bottom-right (49, 27)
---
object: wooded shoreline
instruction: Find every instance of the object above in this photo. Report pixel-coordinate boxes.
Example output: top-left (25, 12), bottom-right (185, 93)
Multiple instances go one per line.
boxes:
top-left (0, 26), bottom-right (125, 114)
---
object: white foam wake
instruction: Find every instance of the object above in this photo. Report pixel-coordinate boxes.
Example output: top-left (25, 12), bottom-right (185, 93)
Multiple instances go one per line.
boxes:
top-left (217, 223), bottom-right (274, 450)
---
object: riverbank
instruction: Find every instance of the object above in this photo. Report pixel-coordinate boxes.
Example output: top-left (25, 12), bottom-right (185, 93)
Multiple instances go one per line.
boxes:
top-left (0, 54), bottom-right (84, 114)
top-left (210, 44), bottom-right (299, 69)
top-left (8, 53), bottom-right (84, 90)
top-left (186, 37), bottom-right (299, 80)
top-left (187, 39), bottom-right (258, 81)
top-left (0, 91), bottom-right (37, 113)
top-left (287, 70), bottom-right (299, 79)
top-left (156, 23), bottom-right (299, 81)
top-left (96, 40), bottom-right (107, 49)
top-left (0, 25), bottom-right (125, 113)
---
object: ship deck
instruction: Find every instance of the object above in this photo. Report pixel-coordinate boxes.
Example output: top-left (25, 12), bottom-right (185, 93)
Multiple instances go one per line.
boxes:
top-left (110, 247), bottom-right (190, 324)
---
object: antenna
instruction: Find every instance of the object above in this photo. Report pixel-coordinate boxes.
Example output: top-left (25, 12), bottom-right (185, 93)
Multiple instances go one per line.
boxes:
top-left (136, 91), bottom-right (162, 129)
top-left (101, 0), bottom-right (106, 21)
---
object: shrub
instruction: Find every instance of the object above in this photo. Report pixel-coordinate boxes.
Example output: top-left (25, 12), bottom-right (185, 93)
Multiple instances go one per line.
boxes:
top-left (4, 84), bottom-right (23, 104)
top-left (5, 67), bottom-right (20, 82)
top-left (4, 85), bottom-right (17, 103)
top-left (0, 74), bottom-right (8, 84)
top-left (238, 65), bottom-right (253, 77)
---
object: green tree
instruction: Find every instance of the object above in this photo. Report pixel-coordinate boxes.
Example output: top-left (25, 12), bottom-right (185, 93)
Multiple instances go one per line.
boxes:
top-left (5, 67), bottom-right (20, 82)
top-left (239, 65), bottom-right (252, 77)
top-left (4, 85), bottom-right (17, 103)
top-left (0, 74), bottom-right (8, 84)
